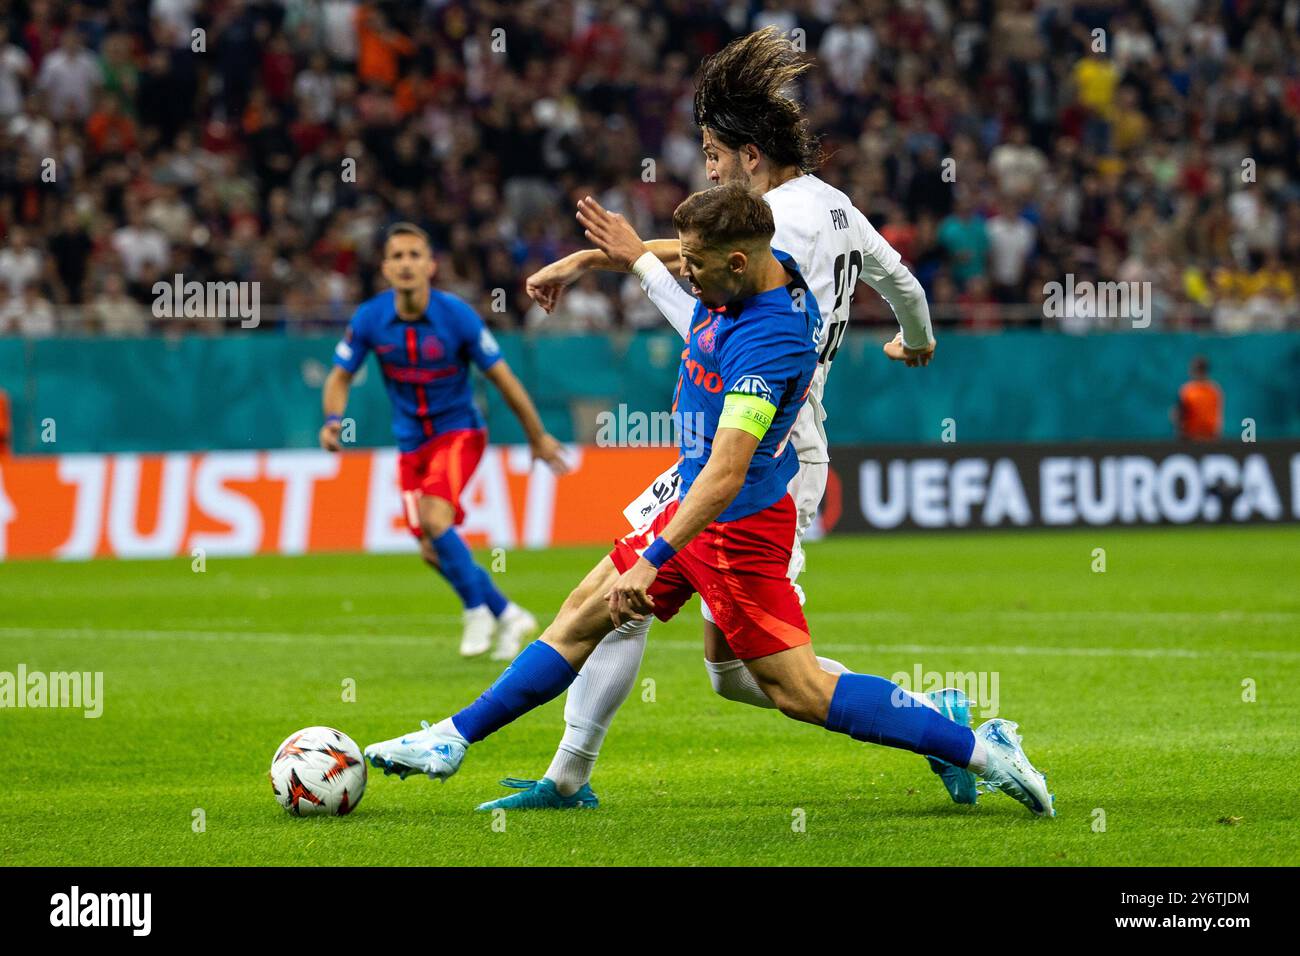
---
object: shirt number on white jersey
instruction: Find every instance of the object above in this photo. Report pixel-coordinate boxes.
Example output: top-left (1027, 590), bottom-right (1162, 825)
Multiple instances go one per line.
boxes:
top-left (823, 250), bottom-right (863, 364)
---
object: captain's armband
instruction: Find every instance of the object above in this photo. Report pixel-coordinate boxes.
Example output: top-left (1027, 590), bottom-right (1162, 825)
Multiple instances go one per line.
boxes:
top-left (718, 392), bottom-right (777, 440)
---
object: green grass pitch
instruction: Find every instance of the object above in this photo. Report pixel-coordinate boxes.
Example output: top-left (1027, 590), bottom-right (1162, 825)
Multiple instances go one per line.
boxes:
top-left (2, 526), bottom-right (1298, 867)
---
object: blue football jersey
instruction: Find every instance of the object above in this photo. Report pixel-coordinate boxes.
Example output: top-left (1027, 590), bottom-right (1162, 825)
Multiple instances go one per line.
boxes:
top-left (333, 289), bottom-right (502, 452)
top-left (673, 254), bottom-right (820, 522)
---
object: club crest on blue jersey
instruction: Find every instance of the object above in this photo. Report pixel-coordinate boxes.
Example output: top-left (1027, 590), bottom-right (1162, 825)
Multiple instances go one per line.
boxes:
top-left (420, 335), bottom-right (445, 362)
top-left (697, 316), bottom-right (720, 353)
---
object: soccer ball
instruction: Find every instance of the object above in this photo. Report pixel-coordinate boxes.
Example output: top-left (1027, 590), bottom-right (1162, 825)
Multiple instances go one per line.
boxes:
top-left (269, 726), bottom-right (367, 816)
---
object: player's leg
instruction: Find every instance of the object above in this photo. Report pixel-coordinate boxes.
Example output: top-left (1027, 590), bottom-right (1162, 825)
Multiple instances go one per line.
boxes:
top-left (698, 496), bottom-right (1050, 816)
top-left (417, 533), bottom-right (441, 571)
top-left (417, 492), bottom-right (495, 656)
top-left (365, 546), bottom-right (696, 787)
top-left (364, 556), bottom-right (623, 781)
top-left (402, 442), bottom-right (495, 654)
top-left (478, 473), bottom-right (691, 810)
top-left (702, 460), bottom-right (847, 707)
top-left (476, 501), bottom-right (692, 809)
top-left (742, 648), bottom-right (974, 764)
top-left (786, 459), bottom-right (827, 604)
top-left (732, 626), bottom-right (1051, 816)
top-left (402, 467), bottom-right (496, 656)
top-left (702, 463), bottom-right (976, 802)
top-left (702, 611), bottom-right (848, 708)
top-left (548, 616), bottom-right (648, 790)
top-left (419, 429), bottom-right (536, 659)
top-left (476, 616), bottom-right (651, 810)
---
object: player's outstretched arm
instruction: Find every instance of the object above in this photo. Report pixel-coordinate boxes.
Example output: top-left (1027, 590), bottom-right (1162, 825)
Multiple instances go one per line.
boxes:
top-left (319, 365), bottom-right (352, 451)
top-left (526, 239), bottom-right (681, 314)
top-left (573, 196), bottom-right (695, 339)
top-left (883, 330), bottom-right (936, 367)
top-left (856, 214), bottom-right (936, 367)
top-left (876, 259), bottom-right (936, 367)
top-left (482, 360), bottom-right (570, 475)
top-left (606, 424), bottom-right (757, 625)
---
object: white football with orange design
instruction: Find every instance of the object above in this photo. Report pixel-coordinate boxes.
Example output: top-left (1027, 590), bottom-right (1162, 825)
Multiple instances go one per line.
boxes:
top-left (270, 726), bottom-right (367, 816)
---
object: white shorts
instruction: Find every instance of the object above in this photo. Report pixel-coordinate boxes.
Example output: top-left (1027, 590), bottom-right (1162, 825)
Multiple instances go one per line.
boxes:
top-left (786, 458), bottom-right (829, 584)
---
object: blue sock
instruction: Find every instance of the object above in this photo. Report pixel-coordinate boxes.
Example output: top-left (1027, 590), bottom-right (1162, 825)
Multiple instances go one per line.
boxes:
top-left (451, 641), bottom-right (577, 743)
top-left (824, 673), bottom-right (975, 767)
top-left (430, 528), bottom-right (485, 609)
top-left (478, 568), bottom-right (509, 616)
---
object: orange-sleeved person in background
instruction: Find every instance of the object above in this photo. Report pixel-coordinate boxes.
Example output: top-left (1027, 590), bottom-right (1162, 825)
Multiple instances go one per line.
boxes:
top-left (357, 4), bottom-right (414, 90)
top-left (1173, 355), bottom-right (1223, 441)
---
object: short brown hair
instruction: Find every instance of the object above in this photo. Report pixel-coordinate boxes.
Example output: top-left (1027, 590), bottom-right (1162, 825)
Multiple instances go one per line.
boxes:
top-left (384, 221), bottom-right (431, 252)
top-left (672, 182), bottom-right (775, 250)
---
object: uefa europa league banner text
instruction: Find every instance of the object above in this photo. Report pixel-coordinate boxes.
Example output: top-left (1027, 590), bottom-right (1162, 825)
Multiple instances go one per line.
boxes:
top-left (829, 441), bottom-right (1300, 533)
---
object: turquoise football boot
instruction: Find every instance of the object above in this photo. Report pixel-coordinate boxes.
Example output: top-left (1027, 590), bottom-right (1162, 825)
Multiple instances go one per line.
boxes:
top-left (924, 687), bottom-right (979, 805)
top-left (475, 777), bottom-right (599, 811)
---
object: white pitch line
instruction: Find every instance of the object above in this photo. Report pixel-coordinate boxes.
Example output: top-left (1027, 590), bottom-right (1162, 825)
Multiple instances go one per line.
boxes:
top-left (655, 640), bottom-right (1300, 662)
top-left (2, 627), bottom-right (1298, 662)
top-left (114, 609), bottom-right (1300, 628)
top-left (0, 626), bottom-right (429, 647)
top-left (804, 610), bottom-right (1300, 625)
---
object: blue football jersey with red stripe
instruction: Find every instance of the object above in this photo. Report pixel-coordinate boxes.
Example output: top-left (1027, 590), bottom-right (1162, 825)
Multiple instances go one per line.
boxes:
top-left (673, 253), bottom-right (820, 522)
top-left (333, 288), bottom-right (502, 452)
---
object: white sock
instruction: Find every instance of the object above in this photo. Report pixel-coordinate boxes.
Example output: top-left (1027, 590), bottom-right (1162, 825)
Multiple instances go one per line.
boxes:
top-left (705, 658), bottom-right (776, 708)
top-left (967, 739), bottom-right (987, 774)
top-left (815, 655), bottom-right (850, 676)
top-left (435, 716), bottom-right (468, 745)
top-left (705, 655), bottom-right (852, 709)
top-left (545, 616), bottom-right (650, 796)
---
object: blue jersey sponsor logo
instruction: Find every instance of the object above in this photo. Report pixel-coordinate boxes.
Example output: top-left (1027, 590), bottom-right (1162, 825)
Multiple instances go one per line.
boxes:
top-left (729, 374), bottom-right (774, 402)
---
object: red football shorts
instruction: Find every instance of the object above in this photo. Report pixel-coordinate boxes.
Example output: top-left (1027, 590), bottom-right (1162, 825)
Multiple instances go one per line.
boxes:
top-left (609, 495), bottom-right (811, 660)
top-left (398, 428), bottom-right (487, 536)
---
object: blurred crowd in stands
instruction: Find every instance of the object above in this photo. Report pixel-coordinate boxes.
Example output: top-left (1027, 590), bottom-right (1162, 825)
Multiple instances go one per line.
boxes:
top-left (0, 0), bottom-right (1298, 336)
